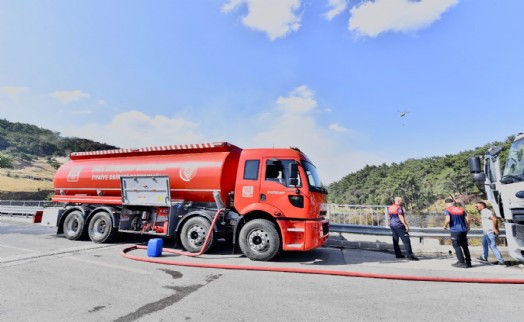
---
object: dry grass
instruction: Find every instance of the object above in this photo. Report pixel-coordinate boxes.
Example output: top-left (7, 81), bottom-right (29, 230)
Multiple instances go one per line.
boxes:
top-left (0, 157), bottom-right (57, 192)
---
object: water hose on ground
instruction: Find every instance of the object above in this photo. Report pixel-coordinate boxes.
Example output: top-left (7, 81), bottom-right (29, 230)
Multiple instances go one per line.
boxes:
top-left (121, 209), bottom-right (524, 284)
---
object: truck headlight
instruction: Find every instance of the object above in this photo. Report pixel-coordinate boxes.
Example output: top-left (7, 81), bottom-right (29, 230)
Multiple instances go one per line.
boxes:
top-left (288, 195), bottom-right (304, 208)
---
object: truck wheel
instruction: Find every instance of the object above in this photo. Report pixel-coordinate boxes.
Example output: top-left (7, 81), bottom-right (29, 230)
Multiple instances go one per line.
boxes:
top-left (63, 211), bottom-right (87, 240)
top-left (239, 219), bottom-right (280, 261)
top-left (88, 211), bottom-right (118, 243)
top-left (180, 216), bottom-right (214, 253)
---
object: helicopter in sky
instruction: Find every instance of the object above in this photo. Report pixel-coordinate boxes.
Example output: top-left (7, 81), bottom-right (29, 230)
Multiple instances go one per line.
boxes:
top-left (397, 109), bottom-right (410, 126)
top-left (398, 109), bottom-right (410, 117)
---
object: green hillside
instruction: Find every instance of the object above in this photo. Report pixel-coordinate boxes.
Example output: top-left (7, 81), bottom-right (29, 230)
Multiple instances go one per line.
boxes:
top-left (327, 136), bottom-right (514, 211)
top-left (0, 118), bottom-right (118, 198)
top-left (0, 118), bottom-right (117, 164)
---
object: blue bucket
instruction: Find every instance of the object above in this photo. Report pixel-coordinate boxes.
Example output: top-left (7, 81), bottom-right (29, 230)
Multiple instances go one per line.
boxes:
top-left (147, 238), bottom-right (163, 257)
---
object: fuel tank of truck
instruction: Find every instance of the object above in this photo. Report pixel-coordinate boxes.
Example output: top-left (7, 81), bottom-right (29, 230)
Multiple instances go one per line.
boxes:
top-left (52, 142), bottom-right (241, 205)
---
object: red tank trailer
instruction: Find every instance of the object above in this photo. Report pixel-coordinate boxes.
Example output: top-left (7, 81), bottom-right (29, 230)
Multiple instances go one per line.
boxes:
top-left (42, 142), bottom-right (329, 261)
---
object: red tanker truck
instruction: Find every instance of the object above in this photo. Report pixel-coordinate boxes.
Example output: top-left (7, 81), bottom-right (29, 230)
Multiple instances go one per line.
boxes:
top-left (41, 142), bottom-right (329, 261)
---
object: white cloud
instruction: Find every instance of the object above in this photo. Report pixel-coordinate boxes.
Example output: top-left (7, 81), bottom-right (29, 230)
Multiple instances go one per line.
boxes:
top-left (58, 87), bottom-right (382, 184)
top-left (63, 110), bottom-right (205, 148)
top-left (324, 0), bottom-right (347, 21)
top-left (349, 0), bottom-right (459, 38)
top-left (50, 90), bottom-right (90, 104)
top-left (1, 86), bottom-right (28, 98)
top-left (276, 85), bottom-right (316, 114)
top-left (222, 0), bottom-right (244, 13)
top-left (248, 86), bottom-right (383, 184)
top-left (328, 122), bottom-right (348, 132)
top-left (222, 0), bottom-right (303, 40)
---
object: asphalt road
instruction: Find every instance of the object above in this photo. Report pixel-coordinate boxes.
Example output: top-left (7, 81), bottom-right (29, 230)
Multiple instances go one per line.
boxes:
top-left (1, 216), bottom-right (524, 322)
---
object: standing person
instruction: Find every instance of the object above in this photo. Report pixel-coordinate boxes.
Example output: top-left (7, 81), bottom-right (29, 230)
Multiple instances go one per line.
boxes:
top-left (443, 198), bottom-right (471, 268)
top-left (476, 201), bottom-right (505, 265)
top-left (388, 197), bottom-right (419, 260)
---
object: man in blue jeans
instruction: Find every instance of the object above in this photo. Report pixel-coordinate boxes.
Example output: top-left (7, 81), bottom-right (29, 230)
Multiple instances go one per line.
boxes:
top-left (476, 201), bottom-right (505, 265)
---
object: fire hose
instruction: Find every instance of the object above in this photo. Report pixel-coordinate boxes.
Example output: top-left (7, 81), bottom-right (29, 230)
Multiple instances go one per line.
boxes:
top-left (121, 210), bottom-right (524, 284)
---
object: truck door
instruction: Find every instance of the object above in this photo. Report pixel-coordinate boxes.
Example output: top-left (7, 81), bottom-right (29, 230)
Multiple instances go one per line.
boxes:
top-left (234, 158), bottom-right (301, 214)
top-left (234, 159), bottom-right (262, 211)
top-left (485, 155), bottom-right (505, 218)
top-left (259, 159), bottom-right (299, 213)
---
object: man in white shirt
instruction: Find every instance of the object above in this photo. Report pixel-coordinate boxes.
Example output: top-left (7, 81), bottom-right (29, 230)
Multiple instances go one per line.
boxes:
top-left (476, 201), bottom-right (505, 265)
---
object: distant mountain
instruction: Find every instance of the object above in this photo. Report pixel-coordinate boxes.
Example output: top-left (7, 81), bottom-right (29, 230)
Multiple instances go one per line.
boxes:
top-left (0, 118), bottom-right (117, 160)
top-left (0, 118), bottom-right (118, 198)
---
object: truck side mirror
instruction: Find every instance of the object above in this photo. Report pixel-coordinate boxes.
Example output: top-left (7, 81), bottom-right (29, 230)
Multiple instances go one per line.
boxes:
top-left (468, 157), bottom-right (486, 183)
top-left (472, 173), bottom-right (486, 183)
top-left (468, 156), bottom-right (482, 173)
top-left (289, 163), bottom-right (298, 179)
top-left (288, 163), bottom-right (299, 187)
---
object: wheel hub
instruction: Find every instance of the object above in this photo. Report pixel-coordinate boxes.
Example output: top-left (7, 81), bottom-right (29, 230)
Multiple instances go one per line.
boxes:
top-left (69, 220), bottom-right (78, 232)
top-left (248, 229), bottom-right (269, 252)
top-left (188, 225), bottom-right (206, 245)
top-left (95, 220), bottom-right (107, 234)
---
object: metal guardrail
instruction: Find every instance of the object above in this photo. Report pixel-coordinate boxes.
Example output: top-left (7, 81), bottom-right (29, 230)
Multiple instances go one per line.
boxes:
top-left (327, 204), bottom-right (506, 238)
top-left (0, 200), bottom-right (57, 216)
top-left (329, 224), bottom-right (506, 239)
top-left (327, 204), bottom-right (389, 226)
top-left (0, 200), bottom-right (506, 239)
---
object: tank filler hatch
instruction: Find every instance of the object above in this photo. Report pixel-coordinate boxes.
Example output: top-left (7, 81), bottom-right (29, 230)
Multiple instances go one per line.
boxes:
top-left (121, 175), bottom-right (171, 206)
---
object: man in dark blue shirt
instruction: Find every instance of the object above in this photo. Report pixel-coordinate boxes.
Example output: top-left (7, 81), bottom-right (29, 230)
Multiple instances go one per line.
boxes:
top-left (443, 198), bottom-right (471, 268)
top-left (388, 197), bottom-right (418, 260)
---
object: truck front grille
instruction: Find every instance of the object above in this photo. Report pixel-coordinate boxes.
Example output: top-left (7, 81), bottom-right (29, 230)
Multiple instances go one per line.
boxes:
top-left (513, 225), bottom-right (524, 247)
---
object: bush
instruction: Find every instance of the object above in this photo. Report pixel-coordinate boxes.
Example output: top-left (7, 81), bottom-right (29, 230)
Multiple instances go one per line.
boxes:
top-left (0, 154), bottom-right (13, 168)
top-left (47, 157), bottom-right (61, 169)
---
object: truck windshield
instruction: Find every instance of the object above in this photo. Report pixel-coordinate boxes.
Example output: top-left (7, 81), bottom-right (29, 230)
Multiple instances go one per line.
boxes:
top-left (502, 138), bottom-right (524, 183)
top-left (302, 160), bottom-right (327, 194)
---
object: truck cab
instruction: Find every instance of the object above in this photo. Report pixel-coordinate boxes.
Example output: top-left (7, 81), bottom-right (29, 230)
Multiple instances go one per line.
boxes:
top-left (469, 133), bottom-right (524, 262)
top-left (233, 148), bottom-right (329, 258)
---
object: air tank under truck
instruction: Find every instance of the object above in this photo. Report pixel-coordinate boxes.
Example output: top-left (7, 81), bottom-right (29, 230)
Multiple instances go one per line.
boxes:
top-left (43, 142), bottom-right (329, 261)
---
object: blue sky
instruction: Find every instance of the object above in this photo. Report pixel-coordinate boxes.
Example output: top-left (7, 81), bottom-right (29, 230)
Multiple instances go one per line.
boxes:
top-left (1, 0), bottom-right (523, 184)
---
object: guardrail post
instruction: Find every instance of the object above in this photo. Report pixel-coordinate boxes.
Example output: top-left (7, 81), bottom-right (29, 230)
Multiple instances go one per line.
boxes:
top-left (384, 206), bottom-right (389, 227)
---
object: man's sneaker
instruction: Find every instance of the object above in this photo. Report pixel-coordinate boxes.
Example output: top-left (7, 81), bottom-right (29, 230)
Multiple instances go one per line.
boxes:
top-left (395, 255), bottom-right (405, 258)
top-left (466, 262), bottom-right (472, 268)
top-left (493, 261), bottom-right (505, 265)
top-left (478, 256), bottom-right (488, 262)
top-left (452, 261), bottom-right (468, 268)
top-left (407, 256), bottom-right (419, 261)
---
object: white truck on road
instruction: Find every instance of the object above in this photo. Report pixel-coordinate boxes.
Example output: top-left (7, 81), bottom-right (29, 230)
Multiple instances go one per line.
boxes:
top-left (469, 133), bottom-right (524, 262)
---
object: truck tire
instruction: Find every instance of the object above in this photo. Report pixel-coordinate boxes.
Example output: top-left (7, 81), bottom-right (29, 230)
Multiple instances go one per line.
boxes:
top-left (88, 211), bottom-right (118, 243)
top-left (63, 211), bottom-right (87, 240)
top-left (239, 219), bottom-right (280, 261)
top-left (180, 216), bottom-right (214, 253)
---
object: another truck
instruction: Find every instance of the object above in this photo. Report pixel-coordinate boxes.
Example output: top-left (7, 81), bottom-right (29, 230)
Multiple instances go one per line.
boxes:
top-left (468, 133), bottom-right (524, 262)
top-left (41, 142), bottom-right (329, 261)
